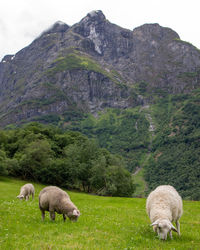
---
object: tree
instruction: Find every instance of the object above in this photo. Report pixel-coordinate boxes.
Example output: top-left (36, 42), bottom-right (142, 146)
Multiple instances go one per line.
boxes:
top-left (104, 165), bottom-right (135, 197)
top-left (64, 139), bottom-right (98, 192)
top-left (17, 140), bottom-right (54, 181)
top-left (0, 150), bottom-right (8, 175)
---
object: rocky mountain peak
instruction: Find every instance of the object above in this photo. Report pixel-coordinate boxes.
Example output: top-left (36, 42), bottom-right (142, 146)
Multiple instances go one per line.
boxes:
top-left (80, 10), bottom-right (106, 25)
top-left (133, 23), bottom-right (180, 42)
top-left (73, 10), bottom-right (107, 54)
top-left (0, 11), bottom-right (200, 127)
top-left (42, 21), bottom-right (69, 36)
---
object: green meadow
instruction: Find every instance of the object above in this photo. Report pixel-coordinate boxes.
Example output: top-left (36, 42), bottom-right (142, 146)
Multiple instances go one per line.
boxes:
top-left (0, 177), bottom-right (200, 249)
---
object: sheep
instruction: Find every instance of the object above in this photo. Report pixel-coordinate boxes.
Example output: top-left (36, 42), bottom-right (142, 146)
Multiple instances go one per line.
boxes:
top-left (39, 186), bottom-right (80, 222)
top-left (17, 183), bottom-right (35, 201)
top-left (146, 185), bottom-right (183, 240)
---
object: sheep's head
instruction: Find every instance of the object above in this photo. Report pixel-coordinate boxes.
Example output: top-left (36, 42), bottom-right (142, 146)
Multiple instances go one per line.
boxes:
top-left (67, 209), bottom-right (80, 222)
top-left (17, 195), bottom-right (24, 200)
top-left (151, 219), bottom-right (177, 240)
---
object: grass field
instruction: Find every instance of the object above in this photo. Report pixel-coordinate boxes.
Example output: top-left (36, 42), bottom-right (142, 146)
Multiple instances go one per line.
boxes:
top-left (0, 177), bottom-right (200, 249)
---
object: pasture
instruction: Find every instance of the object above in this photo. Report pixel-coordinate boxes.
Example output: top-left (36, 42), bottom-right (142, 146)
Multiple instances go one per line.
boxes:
top-left (0, 177), bottom-right (199, 249)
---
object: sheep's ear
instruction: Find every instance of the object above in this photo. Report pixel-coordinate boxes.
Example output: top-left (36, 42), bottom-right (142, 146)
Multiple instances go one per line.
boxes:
top-left (151, 220), bottom-right (159, 227)
top-left (17, 195), bottom-right (24, 199)
top-left (171, 224), bottom-right (178, 233)
top-left (73, 210), bottom-right (79, 216)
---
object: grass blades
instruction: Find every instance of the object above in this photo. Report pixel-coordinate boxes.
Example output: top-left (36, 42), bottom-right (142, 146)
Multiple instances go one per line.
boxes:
top-left (0, 177), bottom-right (200, 249)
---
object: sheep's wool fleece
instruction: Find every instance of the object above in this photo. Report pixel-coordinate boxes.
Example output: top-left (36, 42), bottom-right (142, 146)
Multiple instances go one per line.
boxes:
top-left (39, 186), bottom-right (77, 213)
top-left (20, 184), bottom-right (34, 194)
top-left (146, 185), bottom-right (183, 222)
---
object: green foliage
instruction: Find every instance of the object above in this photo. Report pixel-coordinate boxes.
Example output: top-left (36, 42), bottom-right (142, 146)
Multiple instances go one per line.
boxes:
top-left (47, 53), bottom-right (108, 76)
top-left (0, 177), bottom-right (200, 249)
top-left (104, 165), bottom-right (135, 197)
top-left (0, 122), bottom-right (135, 197)
top-left (145, 90), bottom-right (200, 200)
top-left (180, 72), bottom-right (198, 78)
top-left (17, 140), bottom-right (54, 181)
top-left (62, 110), bottom-right (87, 122)
top-left (33, 114), bottom-right (61, 124)
top-left (135, 81), bottom-right (148, 94)
top-left (0, 150), bottom-right (8, 175)
top-left (66, 109), bottom-right (150, 172)
top-left (46, 51), bottom-right (127, 87)
top-left (2, 87), bottom-right (200, 200)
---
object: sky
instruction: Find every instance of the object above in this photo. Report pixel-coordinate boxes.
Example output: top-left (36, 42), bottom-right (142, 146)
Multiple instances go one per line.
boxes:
top-left (0, 0), bottom-right (200, 60)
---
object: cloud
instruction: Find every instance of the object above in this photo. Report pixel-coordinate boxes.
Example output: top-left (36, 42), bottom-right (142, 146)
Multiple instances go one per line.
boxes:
top-left (0, 19), bottom-right (7, 36)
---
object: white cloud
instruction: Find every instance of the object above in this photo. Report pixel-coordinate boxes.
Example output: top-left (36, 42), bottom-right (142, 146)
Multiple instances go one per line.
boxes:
top-left (0, 0), bottom-right (200, 60)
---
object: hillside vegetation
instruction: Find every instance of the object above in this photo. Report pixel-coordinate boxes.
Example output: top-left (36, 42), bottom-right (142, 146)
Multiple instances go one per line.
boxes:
top-left (146, 89), bottom-right (200, 200)
top-left (1, 89), bottom-right (200, 200)
top-left (0, 177), bottom-right (200, 249)
top-left (0, 123), bottom-right (134, 197)
top-left (59, 88), bottom-right (200, 200)
top-left (65, 108), bottom-right (150, 172)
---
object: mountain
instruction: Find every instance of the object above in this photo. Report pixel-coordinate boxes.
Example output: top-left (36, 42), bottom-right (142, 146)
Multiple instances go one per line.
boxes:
top-left (0, 10), bottom-right (200, 127)
top-left (0, 11), bottom-right (200, 199)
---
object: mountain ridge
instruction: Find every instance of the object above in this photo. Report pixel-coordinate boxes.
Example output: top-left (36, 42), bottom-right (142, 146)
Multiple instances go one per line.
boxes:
top-left (0, 10), bottom-right (200, 127)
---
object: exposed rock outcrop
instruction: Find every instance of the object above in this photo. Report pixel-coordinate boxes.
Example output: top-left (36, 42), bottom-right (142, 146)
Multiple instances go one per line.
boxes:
top-left (0, 10), bottom-right (200, 127)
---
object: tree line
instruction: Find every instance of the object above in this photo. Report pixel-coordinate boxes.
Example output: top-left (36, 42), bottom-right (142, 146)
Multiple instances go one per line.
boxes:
top-left (0, 122), bottom-right (135, 197)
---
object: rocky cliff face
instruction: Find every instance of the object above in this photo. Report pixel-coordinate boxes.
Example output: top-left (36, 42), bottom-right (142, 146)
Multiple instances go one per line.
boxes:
top-left (0, 10), bottom-right (200, 127)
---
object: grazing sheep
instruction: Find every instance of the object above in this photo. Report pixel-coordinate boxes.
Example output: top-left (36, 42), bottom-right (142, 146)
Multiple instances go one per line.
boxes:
top-left (17, 183), bottom-right (35, 201)
top-left (146, 185), bottom-right (183, 240)
top-left (39, 186), bottom-right (80, 222)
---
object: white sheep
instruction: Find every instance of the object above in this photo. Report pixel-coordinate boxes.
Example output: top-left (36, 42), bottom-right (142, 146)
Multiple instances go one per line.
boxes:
top-left (17, 183), bottom-right (35, 201)
top-left (146, 185), bottom-right (183, 240)
top-left (39, 186), bottom-right (80, 222)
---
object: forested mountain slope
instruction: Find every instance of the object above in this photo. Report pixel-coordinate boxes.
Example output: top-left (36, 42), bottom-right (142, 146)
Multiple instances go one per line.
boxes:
top-left (0, 10), bottom-right (200, 199)
top-left (145, 90), bottom-right (200, 200)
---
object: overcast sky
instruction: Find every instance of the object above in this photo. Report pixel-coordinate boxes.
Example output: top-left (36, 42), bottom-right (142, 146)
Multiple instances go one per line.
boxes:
top-left (0, 0), bottom-right (200, 60)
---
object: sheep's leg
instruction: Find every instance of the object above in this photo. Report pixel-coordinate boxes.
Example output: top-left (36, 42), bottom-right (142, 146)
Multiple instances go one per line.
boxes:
top-left (169, 230), bottom-right (173, 239)
top-left (41, 210), bottom-right (45, 221)
top-left (50, 211), bottom-right (55, 221)
top-left (63, 214), bottom-right (66, 222)
top-left (32, 193), bottom-right (34, 200)
top-left (176, 221), bottom-right (180, 235)
top-left (26, 195), bottom-right (29, 201)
